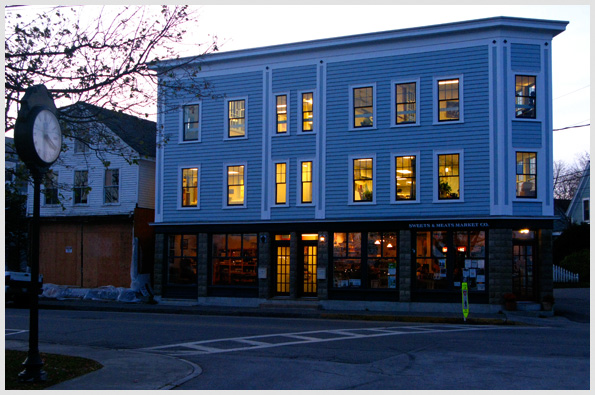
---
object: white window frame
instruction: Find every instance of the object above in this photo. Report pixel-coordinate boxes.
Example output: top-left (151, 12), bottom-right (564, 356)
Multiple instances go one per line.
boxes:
top-left (103, 168), bottom-right (120, 205)
top-left (433, 75), bottom-right (464, 125)
top-left (273, 92), bottom-right (290, 137)
top-left (433, 149), bottom-right (464, 203)
top-left (391, 79), bottom-right (420, 128)
top-left (43, 170), bottom-right (60, 206)
top-left (348, 154), bottom-right (376, 206)
top-left (178, 165), bottom-right (200, 210)
top-left (297, 158), bottom-right (315, 206)
top-left (224, 97), bottom-right (248, 140)
top-left (297, 89), bottom-right (316, 135)
top-left (272, 160), bottom-right (289, 207)
top-left (349, 83), bottom-right (377, 131)
top-left (223, 162), bottom-right (247, 209)
top-left (180, 102), bottom-right (202, 143)
top-left (73, 169), bottom-right (90, 206)
top-left (390, 152), bottom-right (420, 204)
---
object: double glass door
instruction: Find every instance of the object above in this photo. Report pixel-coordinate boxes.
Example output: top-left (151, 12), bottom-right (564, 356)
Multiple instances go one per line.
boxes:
top-left (273, 234), bottom-right (318, 297)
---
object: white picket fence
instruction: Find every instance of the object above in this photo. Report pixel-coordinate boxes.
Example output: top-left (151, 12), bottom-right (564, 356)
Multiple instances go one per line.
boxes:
top-left (553, 265), bottom-right (579, 283)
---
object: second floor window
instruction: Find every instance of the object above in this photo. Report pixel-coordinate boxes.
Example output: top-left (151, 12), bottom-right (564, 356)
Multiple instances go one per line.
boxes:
top-left (438, 79), bottom-right (459, 122)
top-left (74, 170), bottom-right (89, 204)
top-left (515, 75), bottom-right (536, 119)
top-left (227, 165), bottom-right (245, 206)
top-left (396, 156), bottom-right (416, 201)
top-left (276, 95), bottom-right (288, 134)
top-left (353, 158), bottom-right (373, 202)
top-left (104, 169), bottom-right (119, 204)
top-left (228, 100), bottom-right (245, 138)
top-left (302, 92), bottom-right (313, 132)
top-left (353, 87), bottom-right (374, 128)
top-left (516, 152), bottom-right (537, 198)
top-left (438, 154), bottom-right (460, 200)
top-left (74, 129), bottom-right (89, 153)
top-left (43, 170), bottom-right (59, 205)
top-left (181, 168), bottom-right (198, 207)
top-left (301, 161), bottom-right (313, 204)
top-left (183, 104), bottom-right (199, 141)
top-left (275, 163), bottom-right (287, 205)
top-left (395, 82), bottom-right (417, 124)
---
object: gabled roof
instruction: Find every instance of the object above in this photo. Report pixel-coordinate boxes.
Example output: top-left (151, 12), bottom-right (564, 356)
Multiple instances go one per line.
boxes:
top-left (566, 161), bottom-right (590, 218)
top-left (59, 102), bottom-right (156, 157)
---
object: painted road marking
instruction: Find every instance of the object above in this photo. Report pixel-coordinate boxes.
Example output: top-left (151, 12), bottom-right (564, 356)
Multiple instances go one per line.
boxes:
top-left (5, 329), bottom-right (29, 336)
top-left (139, 324), bottom-right (507, 357)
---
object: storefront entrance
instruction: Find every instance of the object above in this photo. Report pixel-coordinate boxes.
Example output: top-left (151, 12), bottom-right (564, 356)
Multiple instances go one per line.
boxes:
top-left (273, 235), bottom-right (291, 296)
top-left (299, 234), bottom-right (318, 297)
top-left (513, 230), bottom-right (536, 301)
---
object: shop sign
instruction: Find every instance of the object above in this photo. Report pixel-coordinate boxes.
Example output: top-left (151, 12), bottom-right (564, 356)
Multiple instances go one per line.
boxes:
top-left (409, 222), bottom-right (489, 229)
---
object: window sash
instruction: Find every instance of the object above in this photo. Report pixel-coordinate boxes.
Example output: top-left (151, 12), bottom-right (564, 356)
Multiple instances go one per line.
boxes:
top-left (302, 93), bottom-right (313, 132)
top-left (438, 79), bottom-right (459, 121)
top-left (43, 171), bottom-right (59, 205)
top-left (275, 163), bottom-right (287, 204)
top-left (395, 156), bottom-right (416, 201)
top-left (276, 95), bottom-right (288, 134)
top-left (515, 75), bottom-right (536, 119)
top-left (228, 100), bottom-right (245, 138)
top-left (438, 154), bottom-right (460, 200)
top-left (301, 161), bottom-right (313, 203)
top-left (227, 165), bottom-right (245, 205)
top-left (181, 168), bottom-right (198, 207)
top-left (183, 105), bottom-right (200, 141)
top-left (516, 152), bottom-right (537, 198)
top-left (353, 158), bottom-right (373, 202)
top-left (395, 82), bottom-right (417, 124)
top-left (104, 169), bottom-right (119, 204)
top-left (74, 170), bottom-right (88, 204)
top-left (353, 87), bottom-right (374, 128)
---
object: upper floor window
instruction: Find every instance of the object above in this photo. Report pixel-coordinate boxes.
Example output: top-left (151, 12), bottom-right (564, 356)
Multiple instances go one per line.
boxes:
top-left (183, 104), bottom-right (200, 141)
top-left (301, 92), bottom-right (314, 132)
top-left (583, 199), bottom-right (590, 222)
top-left (516, 152), bottom-right (537, 198)
top-left (276, 95), bottom-right (288, 134)
top-left (395, 155), bottom-right (416, 201)
top-left (104, 169), bottom-right (119, 204)
top-left (74, 129), bottom-right (89, 153)
top-left (275, 162), bottom-right (287, 205)
top-left (515, 75), bottom-right (536, 119)
top-left (301, 161), bottom-right (313, 204)
top-left (228, 99), bottom-right (246, 138)
top-left (353, 158), bottom-right (374, 202)
top-left (43, 170), bottom-right (59, 205)
top-left (74, 170), bottom-right (89, 204)
top-left (438, 79), bottom-right (460, 122)
top-left (353, 86), bottom-right (374, 128)
top-left (227, 165), bottom-right (245, 206)
top-left (395, 82), bottom-right (417, 125)
top-left (438, 154), bottom-right (460, 200)
top-left (181, 167), bottom-right (198, 207)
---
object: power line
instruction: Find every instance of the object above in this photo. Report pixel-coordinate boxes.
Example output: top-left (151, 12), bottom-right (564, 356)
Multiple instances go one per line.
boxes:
top-left (554, 85), bottom-right (590, 100)
top-left (553, 124), bottom-right (590, 132)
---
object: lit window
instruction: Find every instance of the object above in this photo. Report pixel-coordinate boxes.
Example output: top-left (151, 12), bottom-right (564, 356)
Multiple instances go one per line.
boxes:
top-left (353, 158), bottom-right (373, 202)
top-left (227, 165), bottom-right (245, 206)
top-left (181, 168), bottom-right (198, 207)
top-left (228, 100), bottom-right (245, 138)
top-left (302, 92), bottom-right (313, 132)
top-left (301, 161), bottom-right (313, 204)
top-left (396, 82), bottom-right (416, 124)
top-left (212, 233), bottom-right (258, 286)
top-left (438, 154), bottom-right (460, 200)
top-left (516, 152), bottom-right (537, 198)
top-left (74, 170), bottom-right (88, 204)
top-left (353, 87), bottom-right (374, 128)
top-left (43, 170), bottom-right (59, 205)
top-left (276, 95), bottom-right (288, 134)
top-left (275, 163), bottom-right (287, 205)
top-left (438, 79), bottom-right (459, 121)
top-left (396, 156), bottom-right (416, 201)
top-left (515, 76), bottom-right (536, 119)
top-left (104, 169), bottom-right (119, 204)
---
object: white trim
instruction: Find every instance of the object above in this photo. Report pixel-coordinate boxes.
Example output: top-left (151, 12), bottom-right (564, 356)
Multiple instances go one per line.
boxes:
top-left (273, 92), bottom-right (290, 137)
top-left (272, 160), bottom-right (290, 208)
top-left (433, 75), bottom-right (464, 125)
top-left (102, 167), bottom-right (121, 206)
top-left (390, 152), bottom-right (420, 204)
top-left (177, 165), bottom-right (201, 210)
top-left (348, 83), bottom-right (377, 131)
top-left (297, 158), bottom-right (316, 207)
top-left (179, 101), bottom-right (202, 143)
top-left (348, 154), bottom-right (376, 206)
top-left (391, 79), bottom-right (420, 128)
top-left (223, 162), bottom-right (247, 209)
top-left (224, 97), bottom-right (249, 140)
top-left (73, 169), bottom-right (90, 206)
top-left (297, 89), bottom-right (316, 135)
top-left (512, 150), bottom-right (542, 203)
top-left (433, 149), bottom-right (464, 203)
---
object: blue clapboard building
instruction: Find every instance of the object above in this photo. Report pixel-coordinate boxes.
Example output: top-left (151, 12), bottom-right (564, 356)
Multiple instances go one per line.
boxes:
top-left (150, 17), bottom-right (567, 312)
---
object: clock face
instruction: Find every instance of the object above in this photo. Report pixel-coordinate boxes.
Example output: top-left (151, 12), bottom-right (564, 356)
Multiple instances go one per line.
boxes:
top-left (32, 109), bottom-right (62, 164)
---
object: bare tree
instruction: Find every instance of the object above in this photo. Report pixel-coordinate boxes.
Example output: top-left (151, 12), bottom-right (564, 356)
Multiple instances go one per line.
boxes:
top-left (553, 151), bottom-right (590, 200)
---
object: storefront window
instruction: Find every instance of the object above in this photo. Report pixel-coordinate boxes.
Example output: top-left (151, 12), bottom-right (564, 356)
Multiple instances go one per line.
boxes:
top-left (212, 233), bottom-right (258, 286)
top-left (333, 232), bottom-right (362, 288)
top-left (167, 235), bottom-right (198, 285)
top-left (367, 232), bottom-right (397, 288)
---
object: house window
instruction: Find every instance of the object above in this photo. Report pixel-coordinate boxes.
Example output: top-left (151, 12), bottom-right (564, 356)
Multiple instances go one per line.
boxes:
top-left (395, 82), bottom-right (417, 124)
top-left (43, 170), bottom-right (59, 205)
top-left (583, 199), bottom-right (590, 222)
top-left (353, 158), bottom-right (373, 202)
top-left (515, 75), bottom-right (536, 119)
top-left (438, 79), bottom-right (459, 121)
top-left (301, 92), bottom-right (314, 132)
top-left (74, 129), bottom-right (89, 153)
top-left (438, 154), bottom-right (460, 200)
top-left (104, 169), bottom-right (119, 204)
top-left (353, 86), bottom-right (374, 128)
top-left (516, 152), bottom-right (537, 198)
top-left (228, 99), bottom-right (245, 138)
top-left (275, 163), bottom-right (287, 205)
top-left (276, 95), bottom-right (288, 134)
top-left (227, 165), bottom-right (245, 206)
top-left (167, 234), bottom-right (198, 285)
top-left (181, 168), bottom-right (198, 207)
top-left (73, 170), bottom-right (88, 204)
top-left (183, 104), bottom-right (200, 141)
top-left (212, 233), bottom-right (258, 286)
top-left (301, 161), bottom-right (313, 204)
top-left (396, 156), bottom-right (416, 201)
